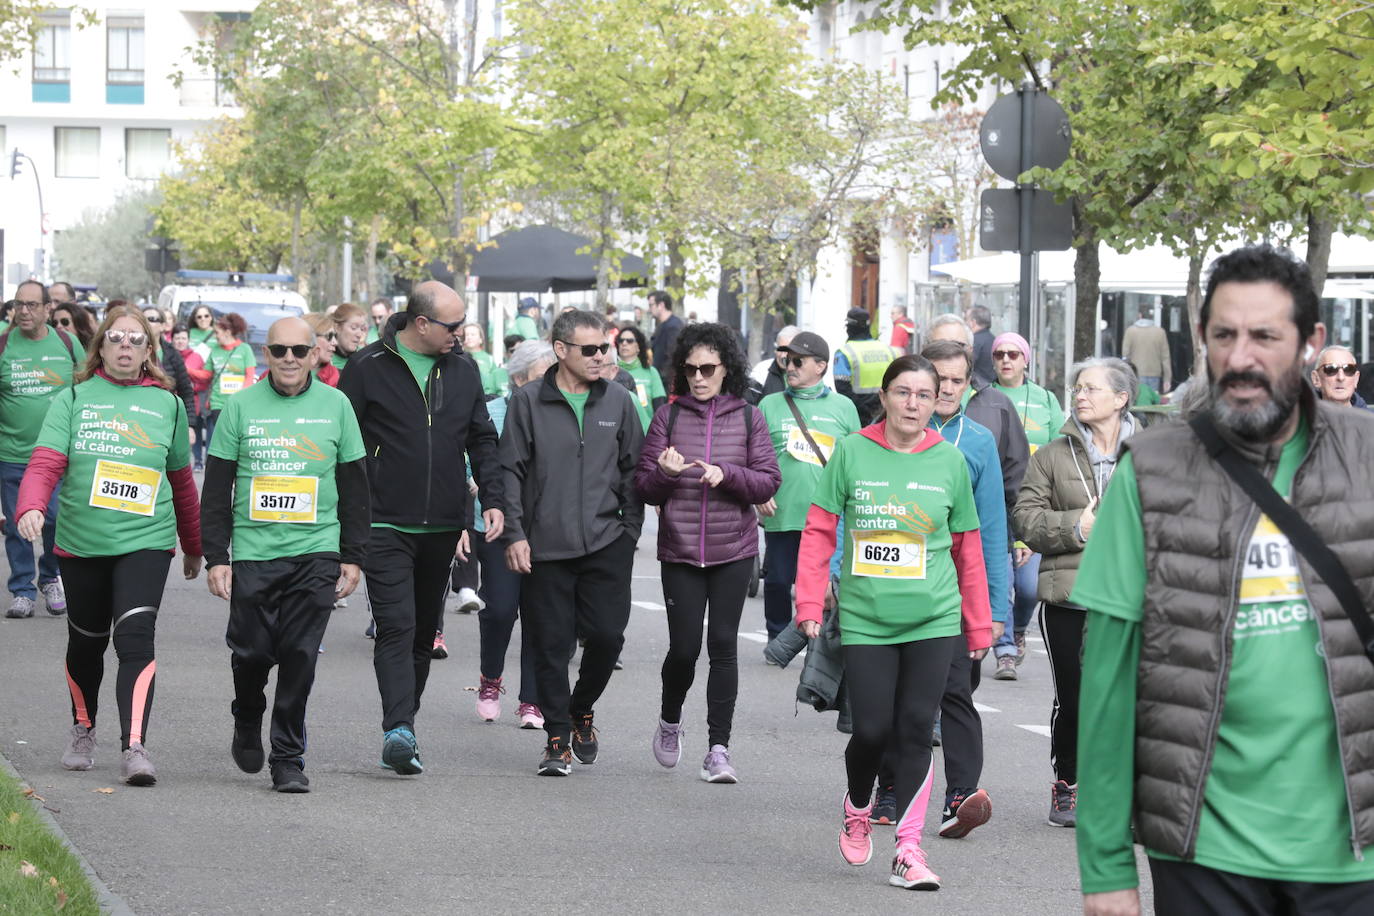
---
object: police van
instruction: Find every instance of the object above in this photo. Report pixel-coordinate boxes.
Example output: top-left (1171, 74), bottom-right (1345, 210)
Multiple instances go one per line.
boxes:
top-left (156, 271), bottom-right (307, 372)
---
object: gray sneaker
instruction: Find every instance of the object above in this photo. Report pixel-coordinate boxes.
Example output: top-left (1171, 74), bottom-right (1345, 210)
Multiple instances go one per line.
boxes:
top-left (6, 595), bottom-right (35, 618)
top-left (652, 718), bottom-right (682, 768)
top-left (121, 742), bottom-right (157, 786)
top-left (1048, 780), bottom-right (1077, 827)
top-left (39, 579), bottom-right (66, 615)
top-left (61, 724), bottom-right (96, 771)
top-left (700, 745), bottom-right (738, 784)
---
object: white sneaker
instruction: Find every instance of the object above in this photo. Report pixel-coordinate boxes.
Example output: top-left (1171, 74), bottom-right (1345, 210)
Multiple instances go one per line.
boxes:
top-left (455, 587), bottom-right (485, 613)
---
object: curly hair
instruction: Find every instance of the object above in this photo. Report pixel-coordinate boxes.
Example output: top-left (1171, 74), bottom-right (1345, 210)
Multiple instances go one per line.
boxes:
top-left (215, 311), bottom-right (248, 339)
top-left (669, 322), bottom-right (749, 399)
top-left (616, 323), bottom-right (649, 368)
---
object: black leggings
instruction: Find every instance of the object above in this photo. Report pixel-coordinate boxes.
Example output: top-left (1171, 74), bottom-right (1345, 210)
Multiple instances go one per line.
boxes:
top-left (844, 638), bottom-right (956, 845)
top-left (659, 558), bottom-right (752, 748)
top-left (475, 535), bottom-right (537, 705)
top-left (1041, 602), bottom-right (1086, 784)
top-left (60, 550), bottom-right (172, 751)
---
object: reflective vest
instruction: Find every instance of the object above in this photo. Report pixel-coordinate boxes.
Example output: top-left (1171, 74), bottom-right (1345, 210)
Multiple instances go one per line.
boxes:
top-left (839, 339), bottom-right (899, 394)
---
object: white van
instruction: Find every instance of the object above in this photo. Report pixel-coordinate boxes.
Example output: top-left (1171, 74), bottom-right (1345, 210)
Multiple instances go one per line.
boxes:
top-left (157, 272), bottom-right (308, 372)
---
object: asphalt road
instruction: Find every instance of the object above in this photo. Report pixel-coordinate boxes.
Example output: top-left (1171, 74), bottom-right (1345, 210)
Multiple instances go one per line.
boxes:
top-left (0, 515), bottom-right (1155, 915)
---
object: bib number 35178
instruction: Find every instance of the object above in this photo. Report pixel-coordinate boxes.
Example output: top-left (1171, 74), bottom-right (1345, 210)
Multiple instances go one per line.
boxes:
top-left (88, 460), bottom-right (162, 516)
top-left (851, 530), bottom-right (926, 579)
top-left (249, 475), bottom-right (319, 523)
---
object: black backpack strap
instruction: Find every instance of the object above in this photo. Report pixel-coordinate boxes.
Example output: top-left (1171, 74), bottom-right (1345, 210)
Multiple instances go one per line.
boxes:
top-left (665, 401), bottom-right (681, 442)
top-left (744, 402), bottom-right (755, 450)
top-left (54, 328), bottom-right (78, 363)
top-left (1190, 413), bottom-right (1374, 664)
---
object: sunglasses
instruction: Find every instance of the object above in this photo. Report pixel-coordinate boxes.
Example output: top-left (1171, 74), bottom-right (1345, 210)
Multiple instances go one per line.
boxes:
top-left (104, 329), bottom-right (148, 347)
top-left (1319, 364), bottom-right (1358, 378)
top-left (787, 356), bottom-right (812, 368)
top-left (684, 362), bottom-right (721, 378)
top-left (194, 312), bottom-right (212, 321)
top-left (992, 349), bottom-right (1023, 361)
top-left (55, 317), bottom-right (73, 328)
top-left (267, 344), bottom-right (313, 359)
top-left (558, 339), bottom-right (610, 358)
top-left (143, 314), bottom-right (163, 324)
top-left (421, 315), bottom-right (464, 333)
top-left (616, 336), bottom-right (636, 345)
top-left (325, 331), bottom-right (337, 342)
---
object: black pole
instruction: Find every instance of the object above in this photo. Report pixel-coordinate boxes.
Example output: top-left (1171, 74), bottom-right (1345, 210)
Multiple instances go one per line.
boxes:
top-left (1017, 81), bottom-right (1034, 340)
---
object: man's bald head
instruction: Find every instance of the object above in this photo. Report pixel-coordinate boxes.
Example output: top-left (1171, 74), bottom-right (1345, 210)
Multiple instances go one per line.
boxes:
top-left (268, 316), bottom-right (315, 346)
top-left (407, 280), bottom-right (466, 324)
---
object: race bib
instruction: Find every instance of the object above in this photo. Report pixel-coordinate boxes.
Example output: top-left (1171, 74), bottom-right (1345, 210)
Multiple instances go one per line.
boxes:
top-left (635, 381), bottom-right (649, 408)
top-left (785, 426), bottom-right (835, 467)
top-left (219, 373), bottom-right (245, 395)
top-left (249, 475), bottom-right (318, 523)
top-left (1029, 443), bottom-right (1039, 455)
top-left (89, 460), bottom-right (161, 516)
top-left (851, 529), bottom-right (926, 579)
top-left (1239, 515), bottom-right (1302, 603)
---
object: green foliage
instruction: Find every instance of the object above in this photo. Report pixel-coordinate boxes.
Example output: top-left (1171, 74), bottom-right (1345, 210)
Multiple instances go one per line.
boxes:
top-left (0, 1), bottom-right (95, 66)
top-left (53, 186), bottom-right (164, 301)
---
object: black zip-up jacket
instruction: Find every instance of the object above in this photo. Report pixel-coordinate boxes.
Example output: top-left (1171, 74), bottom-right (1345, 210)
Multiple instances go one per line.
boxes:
top-left (501, 365), bottom-right (644, 561)
top-left (339, 314), bottom-right (503, 527)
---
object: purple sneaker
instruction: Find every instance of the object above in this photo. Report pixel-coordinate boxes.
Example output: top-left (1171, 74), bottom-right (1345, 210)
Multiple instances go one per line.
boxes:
top-left (700, 744), bottom-right (738, 784)
top-left (652, 718), bottom-right (682, 768)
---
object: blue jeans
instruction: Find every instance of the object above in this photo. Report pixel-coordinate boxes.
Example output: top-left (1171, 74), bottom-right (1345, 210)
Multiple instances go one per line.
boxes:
top-left (0, 460), bottom-right (61, 599)
top-left (994, 551), bottom-right (1041, 658)
top-left (762, 530), bottom-right (802, 639)
top-left (1140, 375), bottom-right (1163, 394)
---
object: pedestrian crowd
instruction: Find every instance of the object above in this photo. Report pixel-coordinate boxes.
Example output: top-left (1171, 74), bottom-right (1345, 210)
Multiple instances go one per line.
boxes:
top-left (3, 244), bottom-right (1373, 911)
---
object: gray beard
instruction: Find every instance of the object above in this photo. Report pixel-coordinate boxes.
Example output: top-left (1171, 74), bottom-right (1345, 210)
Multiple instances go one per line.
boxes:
top-left (1207, 364), bottom-right (1302, 442)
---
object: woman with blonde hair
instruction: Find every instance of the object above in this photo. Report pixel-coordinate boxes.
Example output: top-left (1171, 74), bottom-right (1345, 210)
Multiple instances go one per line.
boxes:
top-left (17, 304), bottom-right (202, 786)
top-left (330, 303), bottom-right (369, 372)
top-left (304, 313), bottom-right (340, 387)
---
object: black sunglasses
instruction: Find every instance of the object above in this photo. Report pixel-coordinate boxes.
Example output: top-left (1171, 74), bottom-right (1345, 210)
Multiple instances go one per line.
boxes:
top-left (787, 356), bottom-right (811, 368)
top-left (683, 362), bottom-right (720, 378)
top-left (421, 315), bottom-right (464, 333)
top-left (616, 336), bottom-right (636, 345)
top-left (1319, 364), bottom-right (1358, 377)
top-left (267, 344), bottom-right (312, 359)
top-left (558, 339), bottom-right (610, 358)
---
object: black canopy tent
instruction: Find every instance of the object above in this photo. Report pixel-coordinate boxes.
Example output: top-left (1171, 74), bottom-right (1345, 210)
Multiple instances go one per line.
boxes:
top-left (427, 225), bottom-right (650, 293)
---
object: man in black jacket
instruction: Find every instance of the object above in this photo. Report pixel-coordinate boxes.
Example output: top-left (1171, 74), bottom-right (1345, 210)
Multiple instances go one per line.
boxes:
top-left (339, 281), bottom-right (505, 776)
top-left (501, 309), bottom-right (644, 776)
top-left (648, 290), bottom-right (683, 393)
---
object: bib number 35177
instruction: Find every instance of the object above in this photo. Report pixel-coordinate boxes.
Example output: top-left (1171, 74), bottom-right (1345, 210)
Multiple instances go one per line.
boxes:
top-left (249, 475), bottom-right (318, 523)
top-left (851, 530), bottom-right (926, 579)
top-left (88, 460), bottom-right (162, 516)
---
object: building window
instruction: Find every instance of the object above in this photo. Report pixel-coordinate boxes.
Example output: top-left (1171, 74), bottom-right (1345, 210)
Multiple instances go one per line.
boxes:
top-left (54, 127), bottom-right (100, 178)
top-left (125, 128), bottom-right (170, 179)
top-left (107, 14), bottom-right (145, 84)
top-left (33, 11), bottom-right (71, 82)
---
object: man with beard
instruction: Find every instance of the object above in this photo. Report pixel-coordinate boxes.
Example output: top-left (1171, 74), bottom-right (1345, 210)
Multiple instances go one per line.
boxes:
top-left (1071, 245), bottom-right (1374, 915)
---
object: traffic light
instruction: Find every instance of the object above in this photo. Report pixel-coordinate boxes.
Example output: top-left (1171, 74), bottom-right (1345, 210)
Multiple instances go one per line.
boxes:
top-left (8, 149), bottom-right (22, 179)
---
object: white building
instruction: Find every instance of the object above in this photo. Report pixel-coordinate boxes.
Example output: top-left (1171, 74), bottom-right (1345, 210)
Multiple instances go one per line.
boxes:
top-left (0, 2), bottom-right (252, 300)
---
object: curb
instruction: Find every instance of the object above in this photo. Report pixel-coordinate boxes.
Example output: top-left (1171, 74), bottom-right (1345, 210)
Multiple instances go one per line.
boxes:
top-left (1, 751), bottom-right (136, 916)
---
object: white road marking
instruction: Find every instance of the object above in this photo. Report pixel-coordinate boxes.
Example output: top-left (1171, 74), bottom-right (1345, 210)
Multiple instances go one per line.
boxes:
top-left (632, 601), bottom-right (666, 611)
top-left (1017, 724), bottom-right (1052, 737)
top-left (738, 632), bottom-right (768, 644)
top-left (974, 702), bottom-right (999, 714)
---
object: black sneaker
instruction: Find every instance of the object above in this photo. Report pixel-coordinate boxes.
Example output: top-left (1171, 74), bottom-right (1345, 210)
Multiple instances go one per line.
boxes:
top-left (1048, 780), bottom-right (1077, 827)
top-left (271, 759), bottom-right (310, 793)
top-left (571, 713), bottom-right (599, 764)
top-left (939, 787), bottom-right (992, 838)
top-left (364, 617), bottom-right (376, 639)
top-left (538, 738), bottom-right (573, 776)
top-left (231, 719), bottom-right (265, 774)
top-left (869, 787), bottom-right (897, 825)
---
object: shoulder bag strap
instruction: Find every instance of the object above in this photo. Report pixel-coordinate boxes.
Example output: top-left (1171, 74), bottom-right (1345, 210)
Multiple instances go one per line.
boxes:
top-left (784, 392), bottom-right (828, 467)
top-left (1189, 413), bottom-right (1374, 664)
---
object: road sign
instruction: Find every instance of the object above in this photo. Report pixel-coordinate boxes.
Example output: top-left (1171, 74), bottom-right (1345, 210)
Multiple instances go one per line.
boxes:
top-left (979, 189), bottom-right (1074, 252)
top-left (980, 91), bottom-right (1072, 182)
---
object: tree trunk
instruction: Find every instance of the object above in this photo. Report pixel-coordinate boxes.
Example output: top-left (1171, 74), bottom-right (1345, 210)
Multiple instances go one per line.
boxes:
top-left (1305, 208), bottom-right (1335, 301)
top-left (365, 213), bottom-right (381, 302)
top-left (665, 236), bottom-right (687, 298)
top-left (1185, 250), bottom-right (1205, 380)
top-left (290, 198), bottom-right (303, 290)
top-left (1072, 227), bottom-right (1100, 363)
top-left (594, 192), bottom-right (614, 312)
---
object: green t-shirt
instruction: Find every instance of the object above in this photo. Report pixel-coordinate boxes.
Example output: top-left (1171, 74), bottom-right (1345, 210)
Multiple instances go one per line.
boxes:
top-left (206, 342), bottom-right (255, 412)
top-left (1071, 419), bottom-right (1374, 884)
top-left (331, 351), bottom-right (349, 372)
top-left (468, 349), bottom-right (502, 397)
top-left (0, 329), bottom-right (78, 462)
top-left (373, 341), bottom-right (454, 534)
top-left (208, 377), bottom-right (366, 561)
top-left (188, 326), bottom-right (215, 349)
top-left (562, 389), bottom-right (590, 432)
top-left (621, 362), bottom-right (666, 432)
top-left (758, 385), bottom-right (861, 532)
top-left (811, 431), bottom-right (980, 645)
top-left (513, 314), bottom-right (540, 341)
top-left (992, 380), bottom-right (1065, 453)
top-left (367, 326), bottom-right (380, 343)
top-left (36, 375), bottom-right (189, 557)
top-left (1134, 383), bottom-right (1161, 407)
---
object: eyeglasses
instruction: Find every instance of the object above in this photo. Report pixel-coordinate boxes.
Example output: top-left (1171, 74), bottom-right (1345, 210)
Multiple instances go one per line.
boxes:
top-left (13, 300), bottom-right (44, 312)
top-left (558, 339), bottom-right (610, 358)
top-left (267, 344), bottom-right (312, 359)
top-left (420, 315), bottom-right (464, 333)
top-left (1070, 384), bottom-right (1108, 396)
top-left (992, 349), bottom-right (1023, 361)
top-left (55, 317), bottom-right (73, 328)
top-left (683, 362), bottom-right (721, 378)
top-left (104, 329), bottom-right (148, 347)
top-left (1320, 364), bottom-right (1358, 378)
top-left (885, 387), bottom-right (935, 404)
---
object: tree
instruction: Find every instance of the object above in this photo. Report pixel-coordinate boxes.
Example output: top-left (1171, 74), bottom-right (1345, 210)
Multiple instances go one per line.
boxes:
top-left (53, 187), bottom-right (163, 301)
top-left (0, 1), bottom-right (94, 65)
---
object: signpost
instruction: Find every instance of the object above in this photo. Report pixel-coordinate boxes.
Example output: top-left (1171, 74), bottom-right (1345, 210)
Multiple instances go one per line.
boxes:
top-left (978, 83), bottom-right (1073, 338)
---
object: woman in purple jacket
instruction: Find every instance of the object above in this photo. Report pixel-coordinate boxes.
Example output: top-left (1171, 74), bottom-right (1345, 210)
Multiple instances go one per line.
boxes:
top-left (635, 323), bottom-right (781, 783)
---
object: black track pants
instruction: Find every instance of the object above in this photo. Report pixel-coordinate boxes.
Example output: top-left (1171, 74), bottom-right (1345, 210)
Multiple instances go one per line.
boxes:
top-left (363, 527), bottom-right (461, 731)
top-left (60, 550), bottom-right (172, 751)
top-left (226, 555), bottom-right (337, 764)
top-left (1149, 857), bottom-right (1374, 914)
top-left (659, 558), bottom-right (752, 748)
top-left (1041, 602), bottom-right (1086, 784)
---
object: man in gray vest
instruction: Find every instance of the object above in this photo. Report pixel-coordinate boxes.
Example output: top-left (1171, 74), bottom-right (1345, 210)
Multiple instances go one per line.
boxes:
top-left (1072, 244), bottom-right (1374, 914)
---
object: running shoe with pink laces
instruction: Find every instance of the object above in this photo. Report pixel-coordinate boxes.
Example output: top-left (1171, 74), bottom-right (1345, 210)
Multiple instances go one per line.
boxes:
top-left (889, 842), bottom-right (940, 890)
top-left (476, 675), bottom-right (503, 722)
top-left (839, 794), bottom-right (874, 866)
top-left (517, 703), bottom-right (544, 729)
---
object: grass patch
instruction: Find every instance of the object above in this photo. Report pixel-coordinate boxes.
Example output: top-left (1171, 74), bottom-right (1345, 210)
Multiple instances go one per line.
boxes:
top-left (0, 768), bottom-right (101, 914)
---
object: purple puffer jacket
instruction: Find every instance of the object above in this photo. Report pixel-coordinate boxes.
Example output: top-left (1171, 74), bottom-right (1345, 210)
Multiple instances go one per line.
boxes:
top-left (635, 393), bottom-right (781, 567)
